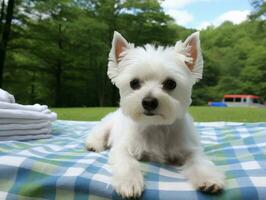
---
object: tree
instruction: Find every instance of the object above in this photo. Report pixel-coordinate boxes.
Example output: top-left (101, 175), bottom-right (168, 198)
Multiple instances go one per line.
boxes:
top-left (0, 0), bottom-right (15, 88)
top-left (0, 0), bottom-right (5, 33)
top-left (1, 0), bottom-right (265, 107)
top-left (240, 46), bottom-right (266, 99)
top-left (250, 0), bottom-right (266, 19)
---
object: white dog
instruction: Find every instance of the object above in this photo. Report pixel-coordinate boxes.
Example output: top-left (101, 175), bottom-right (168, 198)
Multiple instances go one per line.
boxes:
top-left (85, 31), bottom-right (225, 198)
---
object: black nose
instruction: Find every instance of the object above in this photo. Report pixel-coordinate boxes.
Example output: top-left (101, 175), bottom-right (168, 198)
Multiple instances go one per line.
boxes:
top-left (142, 97), bottom-right (158, 111)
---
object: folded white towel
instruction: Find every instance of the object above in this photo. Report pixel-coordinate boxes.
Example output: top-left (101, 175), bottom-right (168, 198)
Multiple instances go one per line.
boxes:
top-left (0, 89), bottom-right (56, 141)
top-left (0, 89), bottom-right (15, 103)
top-left (0, 127), bottom-right (52, 136)
top-left (0, 119), bottom-right (48, 124)
top-left (0, 102), bottom-right (48, 112)
top-left (0, 133), bottom-right (51, 141)
top-left (0, 109), bottom-right (57, 121)
top-left (0, 121), bottom-right (51, 131)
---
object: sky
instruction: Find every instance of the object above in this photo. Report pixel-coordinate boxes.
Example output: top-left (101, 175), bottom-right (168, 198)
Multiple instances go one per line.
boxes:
top-left (161, 0), bottom-right (253, 30)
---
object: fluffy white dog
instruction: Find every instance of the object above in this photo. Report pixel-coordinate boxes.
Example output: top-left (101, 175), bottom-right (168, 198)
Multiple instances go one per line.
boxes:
top-left (85, 31), bottom-right (225, 198)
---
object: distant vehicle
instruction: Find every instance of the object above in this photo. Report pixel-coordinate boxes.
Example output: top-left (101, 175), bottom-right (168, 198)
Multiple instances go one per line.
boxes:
top-left (208, 94), bottom-right (265, 107)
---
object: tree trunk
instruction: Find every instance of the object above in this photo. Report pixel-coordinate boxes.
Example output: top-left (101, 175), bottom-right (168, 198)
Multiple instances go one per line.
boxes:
top-left (0, 0), bottom-right (5, 34)
top-left (0, 0), bottom-right (15, 88)
top-left (30, 72), bottom-right (36, 104)
top-left (55, 62), bottom-right (62, 106)
top-left (55, 23), bottom-right (63, 107)
top-left (105, 1), bottom-right (118, 106)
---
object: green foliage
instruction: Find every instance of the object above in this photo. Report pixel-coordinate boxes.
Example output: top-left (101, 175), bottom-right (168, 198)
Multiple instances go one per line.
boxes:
top-left (250, 0), bottom-right (266, 19)
top-left (195, 17), bottom-right (266, 105)
top-left (1, 0), bottom-right (265, 106)
top-left (2, 0), bottom-right (186, 106)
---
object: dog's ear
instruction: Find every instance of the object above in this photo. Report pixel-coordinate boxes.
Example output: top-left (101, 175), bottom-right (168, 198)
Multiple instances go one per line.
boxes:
top-left (111, 31), bottom-right (129, 63)
top-left (108, 31), bottom-right (130, 84)
top-left (177, 32), bottom-right (203, 81)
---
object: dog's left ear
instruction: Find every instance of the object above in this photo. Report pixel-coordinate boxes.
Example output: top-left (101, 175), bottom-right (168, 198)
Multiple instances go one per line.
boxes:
top-left (108, 31), bottom-right (130, 84)
top-left (178, 32), bottom-right (203, 81)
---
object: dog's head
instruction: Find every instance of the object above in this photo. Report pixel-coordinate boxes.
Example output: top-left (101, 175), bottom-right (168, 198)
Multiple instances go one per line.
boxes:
top-left (108, 31), bottom-right (203, 125)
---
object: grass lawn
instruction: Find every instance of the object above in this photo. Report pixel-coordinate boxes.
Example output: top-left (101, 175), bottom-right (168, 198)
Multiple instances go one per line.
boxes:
top-left (51, 106), bottom-right (266, 122)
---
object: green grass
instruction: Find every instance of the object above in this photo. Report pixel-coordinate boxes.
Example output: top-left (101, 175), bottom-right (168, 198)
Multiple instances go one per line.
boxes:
top-left (189, 106), bottom-right (266, 122)
top-left (51, 106), bottom-right (266, 122)
top-left (51, 107), bottom-right (116, 121)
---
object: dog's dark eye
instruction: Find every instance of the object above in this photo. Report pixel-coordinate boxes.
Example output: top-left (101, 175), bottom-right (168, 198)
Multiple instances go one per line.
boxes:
top-left (130, 79), bottom-right (141, 90)
top-left (163, 78), bottom-right (176, 90)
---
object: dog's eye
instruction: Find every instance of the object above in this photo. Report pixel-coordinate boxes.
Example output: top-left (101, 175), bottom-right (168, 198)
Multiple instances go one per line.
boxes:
top-left (130, 79), bottom-right (141, 90)
top-left (163, 79), bottom-right (176, 90)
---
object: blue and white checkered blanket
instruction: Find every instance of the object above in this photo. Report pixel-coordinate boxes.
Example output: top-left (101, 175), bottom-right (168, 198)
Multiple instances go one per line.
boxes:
top-left (0, 120), bottom-right (266, 200)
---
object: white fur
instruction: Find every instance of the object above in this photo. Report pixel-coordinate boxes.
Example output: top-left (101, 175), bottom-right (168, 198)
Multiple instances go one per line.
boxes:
top-left (85, 31), bottom-right (224, 198)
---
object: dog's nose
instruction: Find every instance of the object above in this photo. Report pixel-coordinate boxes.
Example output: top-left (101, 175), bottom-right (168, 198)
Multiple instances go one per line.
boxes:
top-left (142, 97), bottom-right (158, 111)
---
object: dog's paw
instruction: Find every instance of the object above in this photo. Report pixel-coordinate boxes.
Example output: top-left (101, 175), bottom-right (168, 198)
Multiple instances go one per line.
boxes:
top-left (85, 135), bottom-right (106, 152)
top-left (184, 164), bottom-right (225, 194)
top-left (193, 172), bottom-right (225, 193)
top-left (197, 180), bottom-right (224, 193)
top-left (112, 172), bottom-right (144, 198)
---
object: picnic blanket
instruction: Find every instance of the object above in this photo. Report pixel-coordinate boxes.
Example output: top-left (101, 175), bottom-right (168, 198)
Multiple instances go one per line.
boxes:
top-left (0, 120), bottom-right (266, 200)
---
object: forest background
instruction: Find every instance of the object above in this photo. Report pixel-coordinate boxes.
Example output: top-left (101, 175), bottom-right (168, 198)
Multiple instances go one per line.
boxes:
top-left (0, 0), bottom-right (265, 107)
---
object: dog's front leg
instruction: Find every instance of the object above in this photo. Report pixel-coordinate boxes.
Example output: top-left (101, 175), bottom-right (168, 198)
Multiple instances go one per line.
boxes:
top-left (109, 144), bottom-right (144, 198)
top-left (182, 151), bottom-right (225, 193)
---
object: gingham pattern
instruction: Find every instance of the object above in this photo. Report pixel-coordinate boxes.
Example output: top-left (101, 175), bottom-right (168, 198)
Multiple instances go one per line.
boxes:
top-left (0, 120), bottom-right (266, 200)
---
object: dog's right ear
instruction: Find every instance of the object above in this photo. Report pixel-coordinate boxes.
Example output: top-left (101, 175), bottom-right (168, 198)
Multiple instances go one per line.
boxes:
top-left (108, 31), bottom-right (129, 83)
top-left (112, 31), bottom-right (129, 63)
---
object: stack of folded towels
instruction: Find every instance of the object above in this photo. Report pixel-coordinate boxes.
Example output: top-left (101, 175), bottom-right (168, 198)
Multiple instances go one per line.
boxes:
top-left (0, 89), bottom-right (57, 141)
